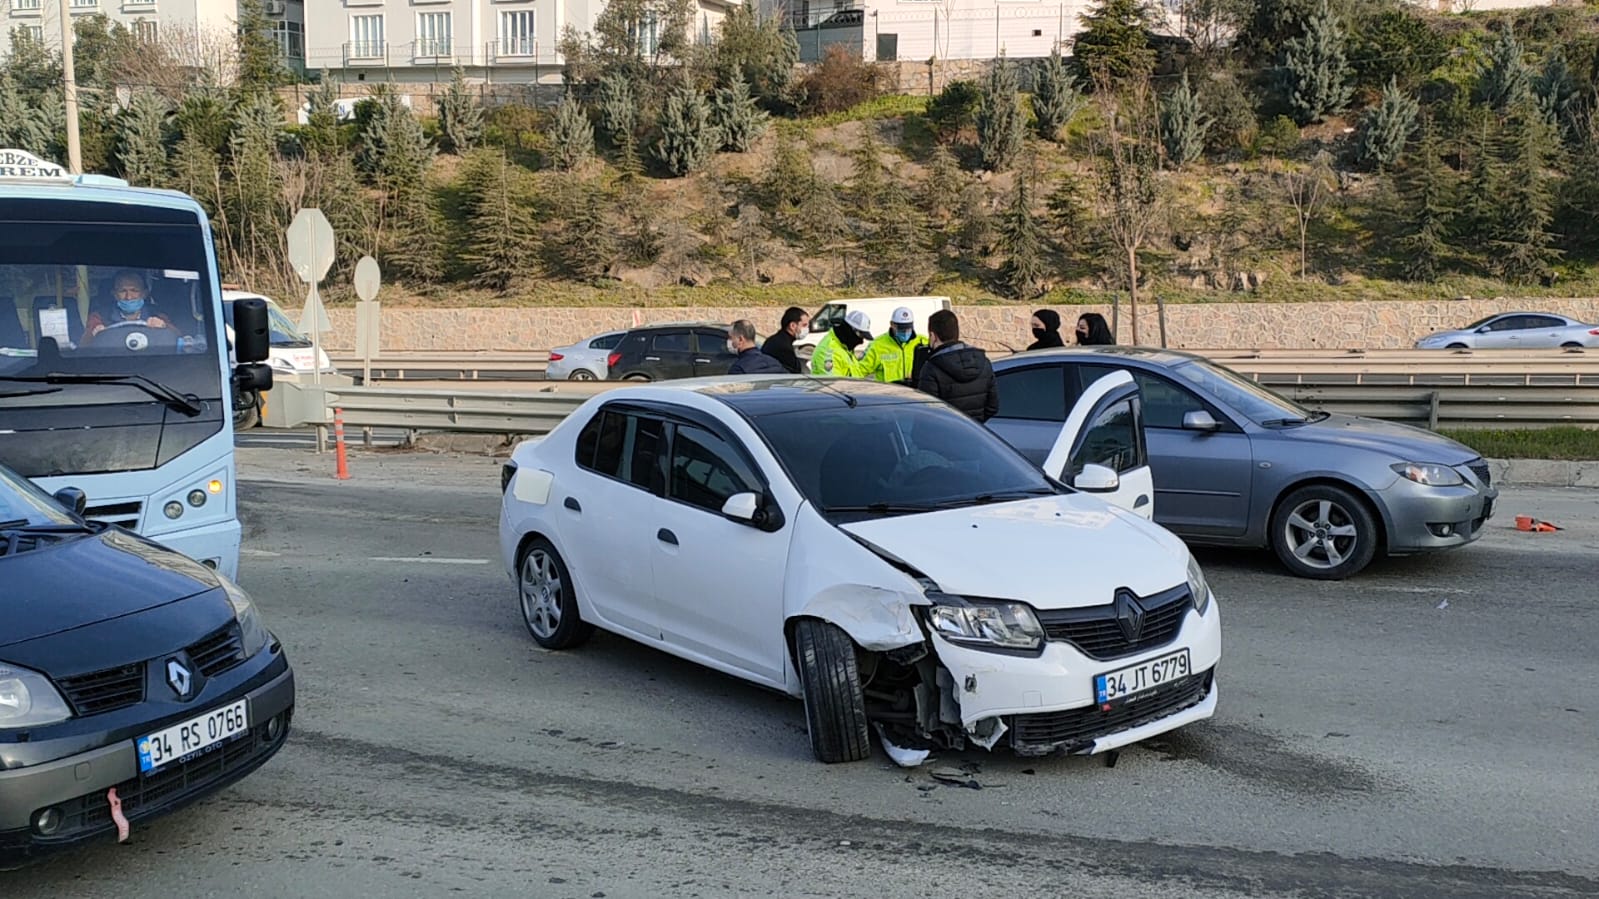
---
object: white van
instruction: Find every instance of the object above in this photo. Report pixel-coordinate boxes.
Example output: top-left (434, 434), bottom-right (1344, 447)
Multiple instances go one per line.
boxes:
top-left (221, 289), bottom-right (336, 377)
top-left (794, 296), bottom-right (952, 358)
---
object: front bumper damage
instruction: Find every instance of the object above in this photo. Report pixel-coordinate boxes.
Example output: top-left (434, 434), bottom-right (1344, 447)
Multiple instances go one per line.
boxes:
top-left (867, 602), bottom-right (1222, 759)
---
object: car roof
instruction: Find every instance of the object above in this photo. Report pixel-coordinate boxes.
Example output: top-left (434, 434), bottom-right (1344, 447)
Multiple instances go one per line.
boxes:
top-left (602, 375), bottom-right (942, 417)
top-left (994, 345), bottom-right (1204, 367)
top-left (626, 321), bottom-right (729, 332)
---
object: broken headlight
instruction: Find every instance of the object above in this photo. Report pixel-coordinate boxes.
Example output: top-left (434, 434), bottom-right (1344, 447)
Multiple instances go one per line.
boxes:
top-left (925, 593), bottom-right (1044, 652)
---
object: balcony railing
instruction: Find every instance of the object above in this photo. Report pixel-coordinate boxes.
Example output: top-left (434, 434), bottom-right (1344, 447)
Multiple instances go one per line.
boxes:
top-left (343, 41), bottom-right (388, 65)
top-left (493, 37), bottom-right (536, 59)
top-left (411, 38), bottom-right (454, 62)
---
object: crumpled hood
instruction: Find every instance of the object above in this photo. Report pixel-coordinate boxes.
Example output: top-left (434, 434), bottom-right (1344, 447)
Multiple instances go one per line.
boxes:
top-left (839, 495), bottom-right (1190, 609)
top-left (0, 527), bottom-right (221, 648)
top-left (928, 345), bottom-right (990, 384)
top-left (1295, 414), bottom-right (1480, 464)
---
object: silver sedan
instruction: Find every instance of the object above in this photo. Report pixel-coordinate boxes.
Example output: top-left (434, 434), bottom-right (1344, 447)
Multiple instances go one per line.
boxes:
top-left (1415, 312), bottom-right (1599, 349)
top-left (545, 330), bottom-right (625, 381)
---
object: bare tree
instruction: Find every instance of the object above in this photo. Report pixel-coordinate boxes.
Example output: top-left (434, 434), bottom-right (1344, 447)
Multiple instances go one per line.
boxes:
top-left (1088, 74), bottom-right (1167, 346)
top-left (1278, 151), bottom-right (1337, 280)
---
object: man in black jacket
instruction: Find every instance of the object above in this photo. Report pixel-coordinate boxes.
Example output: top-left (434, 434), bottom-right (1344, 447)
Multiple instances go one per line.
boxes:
top-left (727, 319), bottom-right (788, 374)
top-left (759, 306), bottom-right (810, 374)
top-left (915, 310), bottom-right (999, 422)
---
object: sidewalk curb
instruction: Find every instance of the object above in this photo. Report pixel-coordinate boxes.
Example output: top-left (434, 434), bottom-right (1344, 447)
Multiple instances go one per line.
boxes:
top-left (1488, 459), bottom-right (1599, 488)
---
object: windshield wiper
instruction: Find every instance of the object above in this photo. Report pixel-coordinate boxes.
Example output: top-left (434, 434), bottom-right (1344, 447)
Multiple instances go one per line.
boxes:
top-left (0, 520), bottom-right (101, 534)
top-left (935, 488), bottom-right (1057, 508)
top-left (0, 373), bottom-right (203, 416)
top-left (0, 386), bottom-right (63, 399)
top-left (1261, 410), bottom-right (1331, 428)
top-left (823, 502), bottom-right (940, 515)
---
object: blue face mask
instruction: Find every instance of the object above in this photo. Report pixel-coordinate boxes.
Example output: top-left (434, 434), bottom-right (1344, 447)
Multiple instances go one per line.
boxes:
top-left (892, 328), bottom-right (914, 345)
top-left (117, 298), bottom-right (146, 315)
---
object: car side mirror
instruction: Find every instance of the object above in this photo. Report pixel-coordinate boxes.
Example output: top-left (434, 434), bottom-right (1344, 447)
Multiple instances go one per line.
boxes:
top-left (721, 492), bottom-right (782, 530)
top-left (234, 362), bottom-right (273, 393)
top-left (232, 297), bottom-right (271, 363)
top-left (1476, 326), bottom-right (1492, 334)
top-left (1073, 464), bottom-right (1120, 493)
top-left (53, 486), bottom-right (88, 516)
top-left (1183, 410), bottom-right (1220, 432)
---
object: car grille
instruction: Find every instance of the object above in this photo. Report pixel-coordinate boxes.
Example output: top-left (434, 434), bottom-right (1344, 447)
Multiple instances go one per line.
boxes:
top-left (1467, 459), bottom-right (1492, 489)
top-left (82, 500), bottom-right (142, 530)
top-left (1034, 586), bottom-right (1193, 661)
top-left (56, 664), bottom-right (146, 716)
top-left (1010, 670), bottom-right (1213, 754)
top-left (37, 709), bottom-right (292, 843)
top-left (186, 622), bottom-right (246, 677)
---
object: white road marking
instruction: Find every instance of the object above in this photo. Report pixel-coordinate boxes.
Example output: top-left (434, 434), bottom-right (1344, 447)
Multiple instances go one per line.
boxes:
top-left (369, 557), bottom-right (491, 565)
top-left (241, 549), bottom-right (282, 557)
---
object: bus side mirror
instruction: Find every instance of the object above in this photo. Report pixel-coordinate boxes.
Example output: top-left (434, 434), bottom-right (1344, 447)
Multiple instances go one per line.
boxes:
top-left (232, 298), bottom-right (271, 364)
top-left (235, 363), bottom-right (273, 393)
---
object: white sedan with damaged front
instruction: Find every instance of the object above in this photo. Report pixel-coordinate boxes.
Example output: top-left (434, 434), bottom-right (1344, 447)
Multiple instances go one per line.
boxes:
top-left (497, 374), bottom-right (1221, 763)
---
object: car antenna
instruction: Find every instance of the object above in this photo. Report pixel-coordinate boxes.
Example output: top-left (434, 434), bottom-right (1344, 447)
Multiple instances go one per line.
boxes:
top-left (801, 372), bottom-right (856, 407)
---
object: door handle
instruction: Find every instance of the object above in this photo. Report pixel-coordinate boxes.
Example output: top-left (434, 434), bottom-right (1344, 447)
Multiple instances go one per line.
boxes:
top-left (564, 496), bottom-right (581, 512)
top-left (1134, 494), bottom-right (1150, 508)
top-left (657, 528), bottom-right (678, 546)
top-left (693, 358), bottom-right (710, 364)
top-left (645, 355), bottom-right (661, 361)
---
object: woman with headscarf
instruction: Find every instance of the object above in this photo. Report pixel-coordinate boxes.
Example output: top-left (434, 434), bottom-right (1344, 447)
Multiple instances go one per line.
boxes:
top-left (1027, 309), bottom-right (1066, 351)
top-left (1076, 312), bottom-right (1115, 346)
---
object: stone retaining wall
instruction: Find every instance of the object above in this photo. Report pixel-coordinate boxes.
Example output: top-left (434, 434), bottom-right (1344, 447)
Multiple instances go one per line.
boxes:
top-left (299, 298), bottom-right (1599, 354)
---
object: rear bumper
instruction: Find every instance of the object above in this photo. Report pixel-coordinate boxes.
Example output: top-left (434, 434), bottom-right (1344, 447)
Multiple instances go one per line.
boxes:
top-left (0, 659), bottom-right (294, 869)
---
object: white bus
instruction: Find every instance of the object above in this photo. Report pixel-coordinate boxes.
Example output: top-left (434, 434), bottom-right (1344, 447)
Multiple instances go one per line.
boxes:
top-left (0, 149), bottom-right (273, 579)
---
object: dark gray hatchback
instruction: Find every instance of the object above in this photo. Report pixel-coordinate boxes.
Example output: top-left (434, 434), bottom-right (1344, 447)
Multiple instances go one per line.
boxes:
top-left (0, 462), bottom-right (293, 869)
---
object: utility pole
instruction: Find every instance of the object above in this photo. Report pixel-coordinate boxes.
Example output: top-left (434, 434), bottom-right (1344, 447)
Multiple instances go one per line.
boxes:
top-left (58, 0), bottom-right (83, 174)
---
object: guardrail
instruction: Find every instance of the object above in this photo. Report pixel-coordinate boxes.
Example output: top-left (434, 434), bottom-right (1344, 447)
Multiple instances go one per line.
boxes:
top-left (289, 348), bottom-right (1599, 437)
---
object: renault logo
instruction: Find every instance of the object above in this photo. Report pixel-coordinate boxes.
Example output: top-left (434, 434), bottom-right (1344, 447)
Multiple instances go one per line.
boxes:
top-left (166, 659), bottom-right (193, 699)
top-left (1114, 593), bottom-right (1146, 643)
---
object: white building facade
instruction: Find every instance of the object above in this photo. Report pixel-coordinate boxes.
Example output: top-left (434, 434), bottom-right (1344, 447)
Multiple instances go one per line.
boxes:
top-left (4, 0), bottom-right (306, 73)
top-left (303, 0), bottom-right (738, 85)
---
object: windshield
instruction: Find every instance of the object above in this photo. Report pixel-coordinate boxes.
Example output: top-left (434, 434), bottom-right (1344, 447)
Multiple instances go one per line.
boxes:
top-left (0, 199), bottom-right (225, 478)
top-left (0, 463), bottom-right (75, 526)
top-left (751, 401), bottom-right (1059, 517)
top-left (224, 296), bottom-right (308, 347)
top-left (1463, 315), bottom-right (1499, 330)
top-left (1168, 358), bottom-right (1313, 425)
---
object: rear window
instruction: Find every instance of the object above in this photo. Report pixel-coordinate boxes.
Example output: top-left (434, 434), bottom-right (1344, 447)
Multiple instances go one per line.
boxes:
top-left (588, 334), bottom-right (623, 350)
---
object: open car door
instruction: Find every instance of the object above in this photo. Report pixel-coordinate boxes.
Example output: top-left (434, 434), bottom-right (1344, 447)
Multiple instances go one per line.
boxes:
top-left (1042, 369), bottom-right (1154, 519)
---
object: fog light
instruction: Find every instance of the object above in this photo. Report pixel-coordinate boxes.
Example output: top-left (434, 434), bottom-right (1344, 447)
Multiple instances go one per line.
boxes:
top-left (187, 489), bottom-right (206, 507)
top-left (163, 501), bottom-right (183, 519)
top-left (207, 479), bottom-right (223, 495)
top-left (264, 714), bottom-right (284, 743)
top-left (32, 806), bottom-right (64, 835)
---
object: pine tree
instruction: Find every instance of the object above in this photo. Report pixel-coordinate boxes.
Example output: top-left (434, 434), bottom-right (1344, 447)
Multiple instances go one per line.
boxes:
top-left (361, 89), bottom-right (435, 199)
top-left (437, 67), bottom-right (484, 154)
top-left (548, 174), bottom-right (617, 280)
top-left (1476, 27), bottom-right (1533, 113)
top-left (919, 143), bottom-right (964, 228)
top-left (1074, 0), bottom-right (1156, 87)
top-left (176, 74), bottom-right (235, 154)
top-left (1356, 78), bottom-right (1419, 172)
top-left (1535, 46), bottom-right (1579, 144)
top-left (849, 125), bottom-right (888, 224)
top-left (235, 0), bottom-right (284, 94)
top-left (299, 72), bottom-right (342, 157)
top-left (1395, 118), bottom-right (1455, 282)
top-left (870, 180), bottom-right (933, 293)
top-left (312, 151), bottom-right (382, 271)
top-left (1280, 0), bottom-right (1352, 125)
top-left (0, 71), bottom-right (50, 156)
top-left (356, 89), bottom-right (442, 282)
top-left (997, 166), bottom-right (1046, 299)
top-left (1031, 47), bottom-right (1083, 142)
top-left (549, 91), bottom-right (595, 171)
top-left (710, 72), bottom-right (768, 153)
top-left (1460, 120), bottom-right (1504, 254)
top-left (653, 80), bottom-right (717, 177)
top-left (116, 90), bottom-right (170, 187)
top-left (1047, 170), bottom-right (1090, 256)
top-left (976, 55), bottom-right (1025, 173)
top-left (1160, 73), bottom-right (1210, 169)
top-left (1490, 102), bottom-right (1561, 284)
top-left (595, 72), bottom-right (639, 148)
top-left (459, 149), bottom-right (540, 292)
top-left (169, 134), bottom-right (223, 217)
top-left (222, 92), bottom-right (286, 277)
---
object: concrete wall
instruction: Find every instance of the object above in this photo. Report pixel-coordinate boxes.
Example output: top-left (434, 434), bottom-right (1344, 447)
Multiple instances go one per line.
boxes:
top-left (289, 298), bottom-right (1599, 354)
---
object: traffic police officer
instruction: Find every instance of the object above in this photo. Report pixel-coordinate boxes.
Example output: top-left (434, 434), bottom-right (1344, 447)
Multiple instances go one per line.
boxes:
top-left (809, 310), bottom-right (873, 377)
top-left (859, 306), bottom-right (926, 385)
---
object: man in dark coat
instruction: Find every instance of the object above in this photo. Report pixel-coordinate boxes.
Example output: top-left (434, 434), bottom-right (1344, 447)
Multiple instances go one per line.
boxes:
top-left (727, 319), bottom-right (787, 374)
top-left (759, 306), bottom-right (810, 374)
top-left (915, 310), bottom-right (999, 422)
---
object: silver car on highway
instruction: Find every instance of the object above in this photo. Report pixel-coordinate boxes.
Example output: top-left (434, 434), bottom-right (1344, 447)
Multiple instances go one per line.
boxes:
top-left (1415, 312), bottom-right (1599, 349)
top-left (988, 347), bottom-right (1499, 580)
top-left (545, 330), bottom-right (626, 381)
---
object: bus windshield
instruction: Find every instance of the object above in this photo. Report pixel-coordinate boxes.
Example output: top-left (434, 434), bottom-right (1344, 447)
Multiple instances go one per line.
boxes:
top-left (0, 201), bottom-right (225, 478)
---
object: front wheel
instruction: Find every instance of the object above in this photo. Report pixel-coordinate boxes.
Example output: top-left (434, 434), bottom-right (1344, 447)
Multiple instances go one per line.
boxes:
top-left (518, 538), bottom-right (595, 649)
top-left (1270, 485), bottom-right (1379, 580)
top-left (793, 619), bottom-right (871, 763)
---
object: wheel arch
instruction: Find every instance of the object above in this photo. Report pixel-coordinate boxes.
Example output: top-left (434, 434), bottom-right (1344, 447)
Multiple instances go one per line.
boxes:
top-left (1268, 476), bottom-right (1392, 554)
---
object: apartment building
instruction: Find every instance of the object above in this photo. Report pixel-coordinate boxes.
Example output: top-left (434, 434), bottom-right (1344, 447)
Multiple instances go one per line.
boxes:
top-left (4, 0), bottom-right (306, 73)
top-left (303, 0), bottom-right (739, 85)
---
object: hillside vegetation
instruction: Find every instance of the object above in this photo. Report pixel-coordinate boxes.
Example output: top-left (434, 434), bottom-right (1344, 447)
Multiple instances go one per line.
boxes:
top-left (6, 0), bottom-right (1599, 328)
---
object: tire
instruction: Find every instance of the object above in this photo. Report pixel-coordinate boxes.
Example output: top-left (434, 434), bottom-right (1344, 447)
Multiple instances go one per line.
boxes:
top-left (793, 619), bottom-right (871, 764)
top-left (235, 404), bottom-right (260, 430)
top-left (1269, 484), bottom-right (1380, 580)
top-left (1446, 343), bottom-right (1467, 349)
top-left (518, 538), bottom-right (595, 650)
top-left (622, 373), bottom-right (651, 382)
top-left (569, 369), bottom-right (596, 381)
top-left (1561, 342), bottom-right (1582, 349)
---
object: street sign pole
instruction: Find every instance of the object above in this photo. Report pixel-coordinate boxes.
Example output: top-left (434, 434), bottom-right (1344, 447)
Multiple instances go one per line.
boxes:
top-left (353, 255), bottom-right (383, 389)
top-left (287, 208), bottom-right (337, 452)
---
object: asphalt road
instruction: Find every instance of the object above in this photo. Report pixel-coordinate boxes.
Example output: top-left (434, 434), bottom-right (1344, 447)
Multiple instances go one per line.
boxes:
top-left (8, 447), bottom-right (1598, 898)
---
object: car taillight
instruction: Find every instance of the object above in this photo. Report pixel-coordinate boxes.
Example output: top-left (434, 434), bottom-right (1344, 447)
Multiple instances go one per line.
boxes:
top-left (607, 351), bottom-right (623, 368)
top-left (548, 352), bottom-right (564, 362)
top-left (1589, 329), bottom-right (1599, 335)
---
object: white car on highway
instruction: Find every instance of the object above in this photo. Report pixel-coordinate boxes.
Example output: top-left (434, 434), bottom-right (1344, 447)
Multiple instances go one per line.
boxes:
top-left (497, 375), bottom-right (1220, 763)
top-left (546, 330), bottom-right (625, 381)
top-left (1415, 312), bottom-right (1599, 349)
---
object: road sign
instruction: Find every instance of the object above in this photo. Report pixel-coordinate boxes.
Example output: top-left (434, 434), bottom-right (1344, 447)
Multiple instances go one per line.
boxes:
top-left (354, 255), bottom-right (382, 302)
top-left (287, 207), bottom-right (336, 285)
